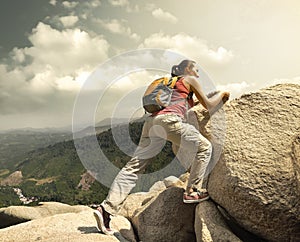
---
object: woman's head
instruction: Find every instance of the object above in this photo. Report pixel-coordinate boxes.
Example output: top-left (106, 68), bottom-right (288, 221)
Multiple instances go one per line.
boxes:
top-left (171, 60), bottom-right (199, 78)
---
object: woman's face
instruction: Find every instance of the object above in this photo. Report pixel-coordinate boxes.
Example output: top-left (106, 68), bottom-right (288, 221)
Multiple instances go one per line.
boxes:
top-left (185, 64), bottom-right (199, 78)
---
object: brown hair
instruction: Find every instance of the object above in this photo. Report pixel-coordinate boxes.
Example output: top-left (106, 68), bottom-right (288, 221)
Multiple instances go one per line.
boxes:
top-left (171, 60), bottom-right (195, 77)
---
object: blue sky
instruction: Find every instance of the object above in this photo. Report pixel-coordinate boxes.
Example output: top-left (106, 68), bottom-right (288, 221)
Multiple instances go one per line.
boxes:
top-left (0, 0), bottom-right (299, 130)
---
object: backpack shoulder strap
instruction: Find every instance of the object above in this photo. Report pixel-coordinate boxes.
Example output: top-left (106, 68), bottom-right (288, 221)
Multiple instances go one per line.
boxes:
top-left (167, 76), bottom-right (181, 88)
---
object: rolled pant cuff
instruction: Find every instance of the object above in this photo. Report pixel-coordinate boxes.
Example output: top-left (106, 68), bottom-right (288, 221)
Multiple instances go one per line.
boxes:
top-left (100, 201), bottom-right (117, 216)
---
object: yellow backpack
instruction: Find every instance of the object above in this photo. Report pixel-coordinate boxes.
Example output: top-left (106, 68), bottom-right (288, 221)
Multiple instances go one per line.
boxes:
top-left (142, 76), bottom-right (181, 113)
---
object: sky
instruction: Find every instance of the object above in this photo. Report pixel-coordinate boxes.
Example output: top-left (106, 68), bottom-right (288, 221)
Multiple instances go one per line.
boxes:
top-left (0, 0), bottom-right (299, 131)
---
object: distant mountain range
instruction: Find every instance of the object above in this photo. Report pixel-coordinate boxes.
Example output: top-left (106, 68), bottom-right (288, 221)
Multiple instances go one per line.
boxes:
top-left (0, 117), bottom-right (146, 171)
top-left (75, 116), bottom-right (148, 138)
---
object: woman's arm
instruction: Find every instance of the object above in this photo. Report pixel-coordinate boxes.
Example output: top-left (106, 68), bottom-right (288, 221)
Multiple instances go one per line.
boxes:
top-left (184, 76), bottom-right (230, 111)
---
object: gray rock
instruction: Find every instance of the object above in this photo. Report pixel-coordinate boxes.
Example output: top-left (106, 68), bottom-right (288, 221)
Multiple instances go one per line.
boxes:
top-left (118, 191), bottom-right (159, 220)
top-left (202, 84), bottom-right (300, 241)
top-left (0, 204), bottom-right (136, 242)
top-left (0, 202), bottom-right (91, 228)
top-left (132, 187), bottom-right (197, 242)
top-left (194, 201), bottom-right (241, 242)
top-left (163, 175), bottom-right (183, 188)
top-left (148, 181), bottom-right (166, 192)
top-left (0, 209), bottom-right (135, 242)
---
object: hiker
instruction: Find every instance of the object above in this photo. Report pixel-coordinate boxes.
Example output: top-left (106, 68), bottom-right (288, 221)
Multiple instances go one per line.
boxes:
top-left (94, 59), bottom-right (230, 235)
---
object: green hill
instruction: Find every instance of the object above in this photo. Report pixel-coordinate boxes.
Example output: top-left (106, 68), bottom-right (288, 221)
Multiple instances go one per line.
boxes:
top-left (0, 129), bottom-right (72, 171)
top-left (0, 121), bottom-right (184, 207)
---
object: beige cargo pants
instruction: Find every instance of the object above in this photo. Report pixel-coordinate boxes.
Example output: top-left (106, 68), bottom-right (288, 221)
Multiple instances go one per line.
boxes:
top-left (101, 113), bottom-right (212, 215)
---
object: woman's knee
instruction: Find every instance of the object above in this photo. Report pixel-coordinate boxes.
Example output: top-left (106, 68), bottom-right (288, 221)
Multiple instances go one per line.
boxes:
top-left (122, 157), bottom-right (148, 174)
top-left (199, 138), bottom-right (212, 153)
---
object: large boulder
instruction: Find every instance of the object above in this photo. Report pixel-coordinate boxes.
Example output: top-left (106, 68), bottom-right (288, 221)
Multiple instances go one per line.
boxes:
top-left (0, 202), bottom-right (92, 228)
top-left (131, 187), bottom-right (197, 242)
top-left (0, 209), bottom-right (136, 242)
top-left (194, 201), bottom-right (241, 242)
top-left (201, 84), bottom-right (300, 241)
top-left (119, 175), bottom-right (243, 242)
top-left (118, 191), bottom-right (160, 219)
top-left (0, 204), bottom-right (136, 242)
top-left (118, 175), bottom-right (187, 220)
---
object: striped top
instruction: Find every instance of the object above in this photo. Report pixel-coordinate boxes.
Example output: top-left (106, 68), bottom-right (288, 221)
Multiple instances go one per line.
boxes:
top-left (153, 77), bottom-right (194, 118)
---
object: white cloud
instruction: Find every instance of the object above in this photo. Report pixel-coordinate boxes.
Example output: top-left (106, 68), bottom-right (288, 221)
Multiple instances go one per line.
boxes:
top-left (62, 1), bottom-right (79, 9)
top-left (0, 22), bottom-right (110, 121)
top-left (96, 19), bottom-right (140, 41)
top-left (80, 13), bottom-right (88, 20)
top-left (145, 3), bottom-right (156, 11)
top-left (140, 32), bottom-right (234, 67)
top-left (130, 33), bottom-right (140, 41)
top-left (152, 8), bottom-right (178, 24)
top-left (49, 0), bottom-right (57, 6)
top-left (126, 4), bottom-right (139, 13)
top-left (97, 19), bottom-right (125, 34)
top-left (108, 0), bottom-right (138, 12)
top-left (11, 47), bottom-right (26, 63)
top-left (217, 77), bottom-right (300, 100)
top-left (59, 15), bottom-right (79, 28)
top-left (24, 22), bottom-right (109, 75)
top-left (110, 70), bottom-right (152, 90)
top-left (95, 70), bottom-right (159, 122)
top-left (108, 0), bottom-right (129, 7)
top-left (86, 0), bottom-right (101, 8)
top-left (0, 64), bottom-right (52, 115)
top-left (216, 81), bottom-right (252, 99)
top-left (29, 66), bottom-right (56, 93)
top-left (208, 47), bottom-right (232, 62)
top-left (55, 75), bottom-right (79, 91)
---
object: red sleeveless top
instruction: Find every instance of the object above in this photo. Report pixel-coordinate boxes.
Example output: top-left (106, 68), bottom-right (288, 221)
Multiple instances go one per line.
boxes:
top-left (152, 77), bottom-right (194, 118)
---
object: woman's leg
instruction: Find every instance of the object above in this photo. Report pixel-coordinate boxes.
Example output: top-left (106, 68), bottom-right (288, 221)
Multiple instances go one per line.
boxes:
top-left (153, 114), bottom-right (212, 193)
top-left (101, 116), bottom-right (165, 215)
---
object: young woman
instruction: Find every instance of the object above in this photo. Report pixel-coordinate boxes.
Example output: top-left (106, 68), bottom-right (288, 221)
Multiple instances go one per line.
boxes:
top-left (94, 60), bottom-right (230, 235)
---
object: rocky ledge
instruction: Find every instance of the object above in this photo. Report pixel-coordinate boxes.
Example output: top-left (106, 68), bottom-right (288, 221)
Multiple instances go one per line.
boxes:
top-left (0, 175), bottom-right (240, 242)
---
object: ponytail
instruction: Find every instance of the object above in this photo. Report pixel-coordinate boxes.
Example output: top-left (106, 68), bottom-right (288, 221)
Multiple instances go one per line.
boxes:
top-left (171, 65), bottom-right (181, 77)
top-left (171, 59), bottom-right (195, 77)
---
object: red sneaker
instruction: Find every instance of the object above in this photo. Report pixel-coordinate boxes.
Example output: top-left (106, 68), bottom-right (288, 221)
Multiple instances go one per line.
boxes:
top-left (93, 206), bottom-right (114, 235)
top-left (183, 190), bottom-right (209, 204)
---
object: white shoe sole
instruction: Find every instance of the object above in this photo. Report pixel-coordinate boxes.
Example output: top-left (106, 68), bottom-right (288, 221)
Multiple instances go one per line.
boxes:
top-left (93, 210), bottom-right (114, 235)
